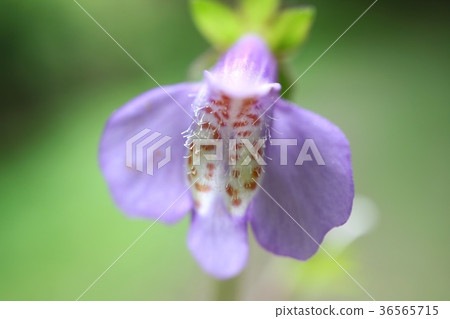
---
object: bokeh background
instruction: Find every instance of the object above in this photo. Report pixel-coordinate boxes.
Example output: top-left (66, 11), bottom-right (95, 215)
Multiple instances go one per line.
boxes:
top-left (0, 0), bottom-right (449, 300)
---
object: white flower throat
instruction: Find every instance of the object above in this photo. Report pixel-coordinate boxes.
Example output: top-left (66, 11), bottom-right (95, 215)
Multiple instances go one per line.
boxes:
top-left (186, 89), bottom-right (268, 217)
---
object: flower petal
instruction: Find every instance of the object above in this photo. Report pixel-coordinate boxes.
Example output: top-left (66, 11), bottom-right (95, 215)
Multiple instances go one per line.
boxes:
top-left (99, 83), bottom-right (200, 223)
top-left (249, 99), bottom-right (354, 260)
top-left (187, 198), bottom-right (248, 279)
top-left (208, 34), bottom-right (280, 98)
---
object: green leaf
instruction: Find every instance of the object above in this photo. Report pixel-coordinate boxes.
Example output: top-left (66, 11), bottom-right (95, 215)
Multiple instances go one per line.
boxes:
top-left (240, 0), bottom-right (279, 29)
top-left (268, 6), bottom-right (315, 52)
top-left (190, 0), bottom-right (243, 50)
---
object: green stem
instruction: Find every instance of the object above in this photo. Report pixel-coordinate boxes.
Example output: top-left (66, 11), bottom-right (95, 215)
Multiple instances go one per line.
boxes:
top-left (278, 60), bottom-right (295, 100)
top-left (215, 276), bottom-right (241, 300)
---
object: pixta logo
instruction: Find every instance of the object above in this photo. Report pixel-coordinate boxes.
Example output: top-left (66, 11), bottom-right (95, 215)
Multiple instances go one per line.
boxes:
top-left (191, 138), bottom-right (325, 166)
top-left (126, 129), bottom-right (172, 175)
top-left (125, 129), bottom-right (325, 175)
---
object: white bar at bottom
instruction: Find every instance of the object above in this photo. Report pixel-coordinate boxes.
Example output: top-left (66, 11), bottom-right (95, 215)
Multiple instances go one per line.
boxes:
top-left (0, 301), bottom-right (448, 319)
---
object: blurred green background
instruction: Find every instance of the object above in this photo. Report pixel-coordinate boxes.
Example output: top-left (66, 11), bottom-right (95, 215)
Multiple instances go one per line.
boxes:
top-left (0, 0), bottom-right (449, 300)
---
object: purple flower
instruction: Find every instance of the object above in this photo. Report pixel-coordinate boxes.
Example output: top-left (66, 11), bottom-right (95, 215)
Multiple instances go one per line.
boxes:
top-left (99, 35), bottom-right (354, 279)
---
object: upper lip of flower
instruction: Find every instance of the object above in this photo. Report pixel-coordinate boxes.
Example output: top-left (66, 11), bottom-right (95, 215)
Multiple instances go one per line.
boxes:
top-left (204, 70), bottom-right (282, 99)
top-left (99, 34), bottom-right (354, 279)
